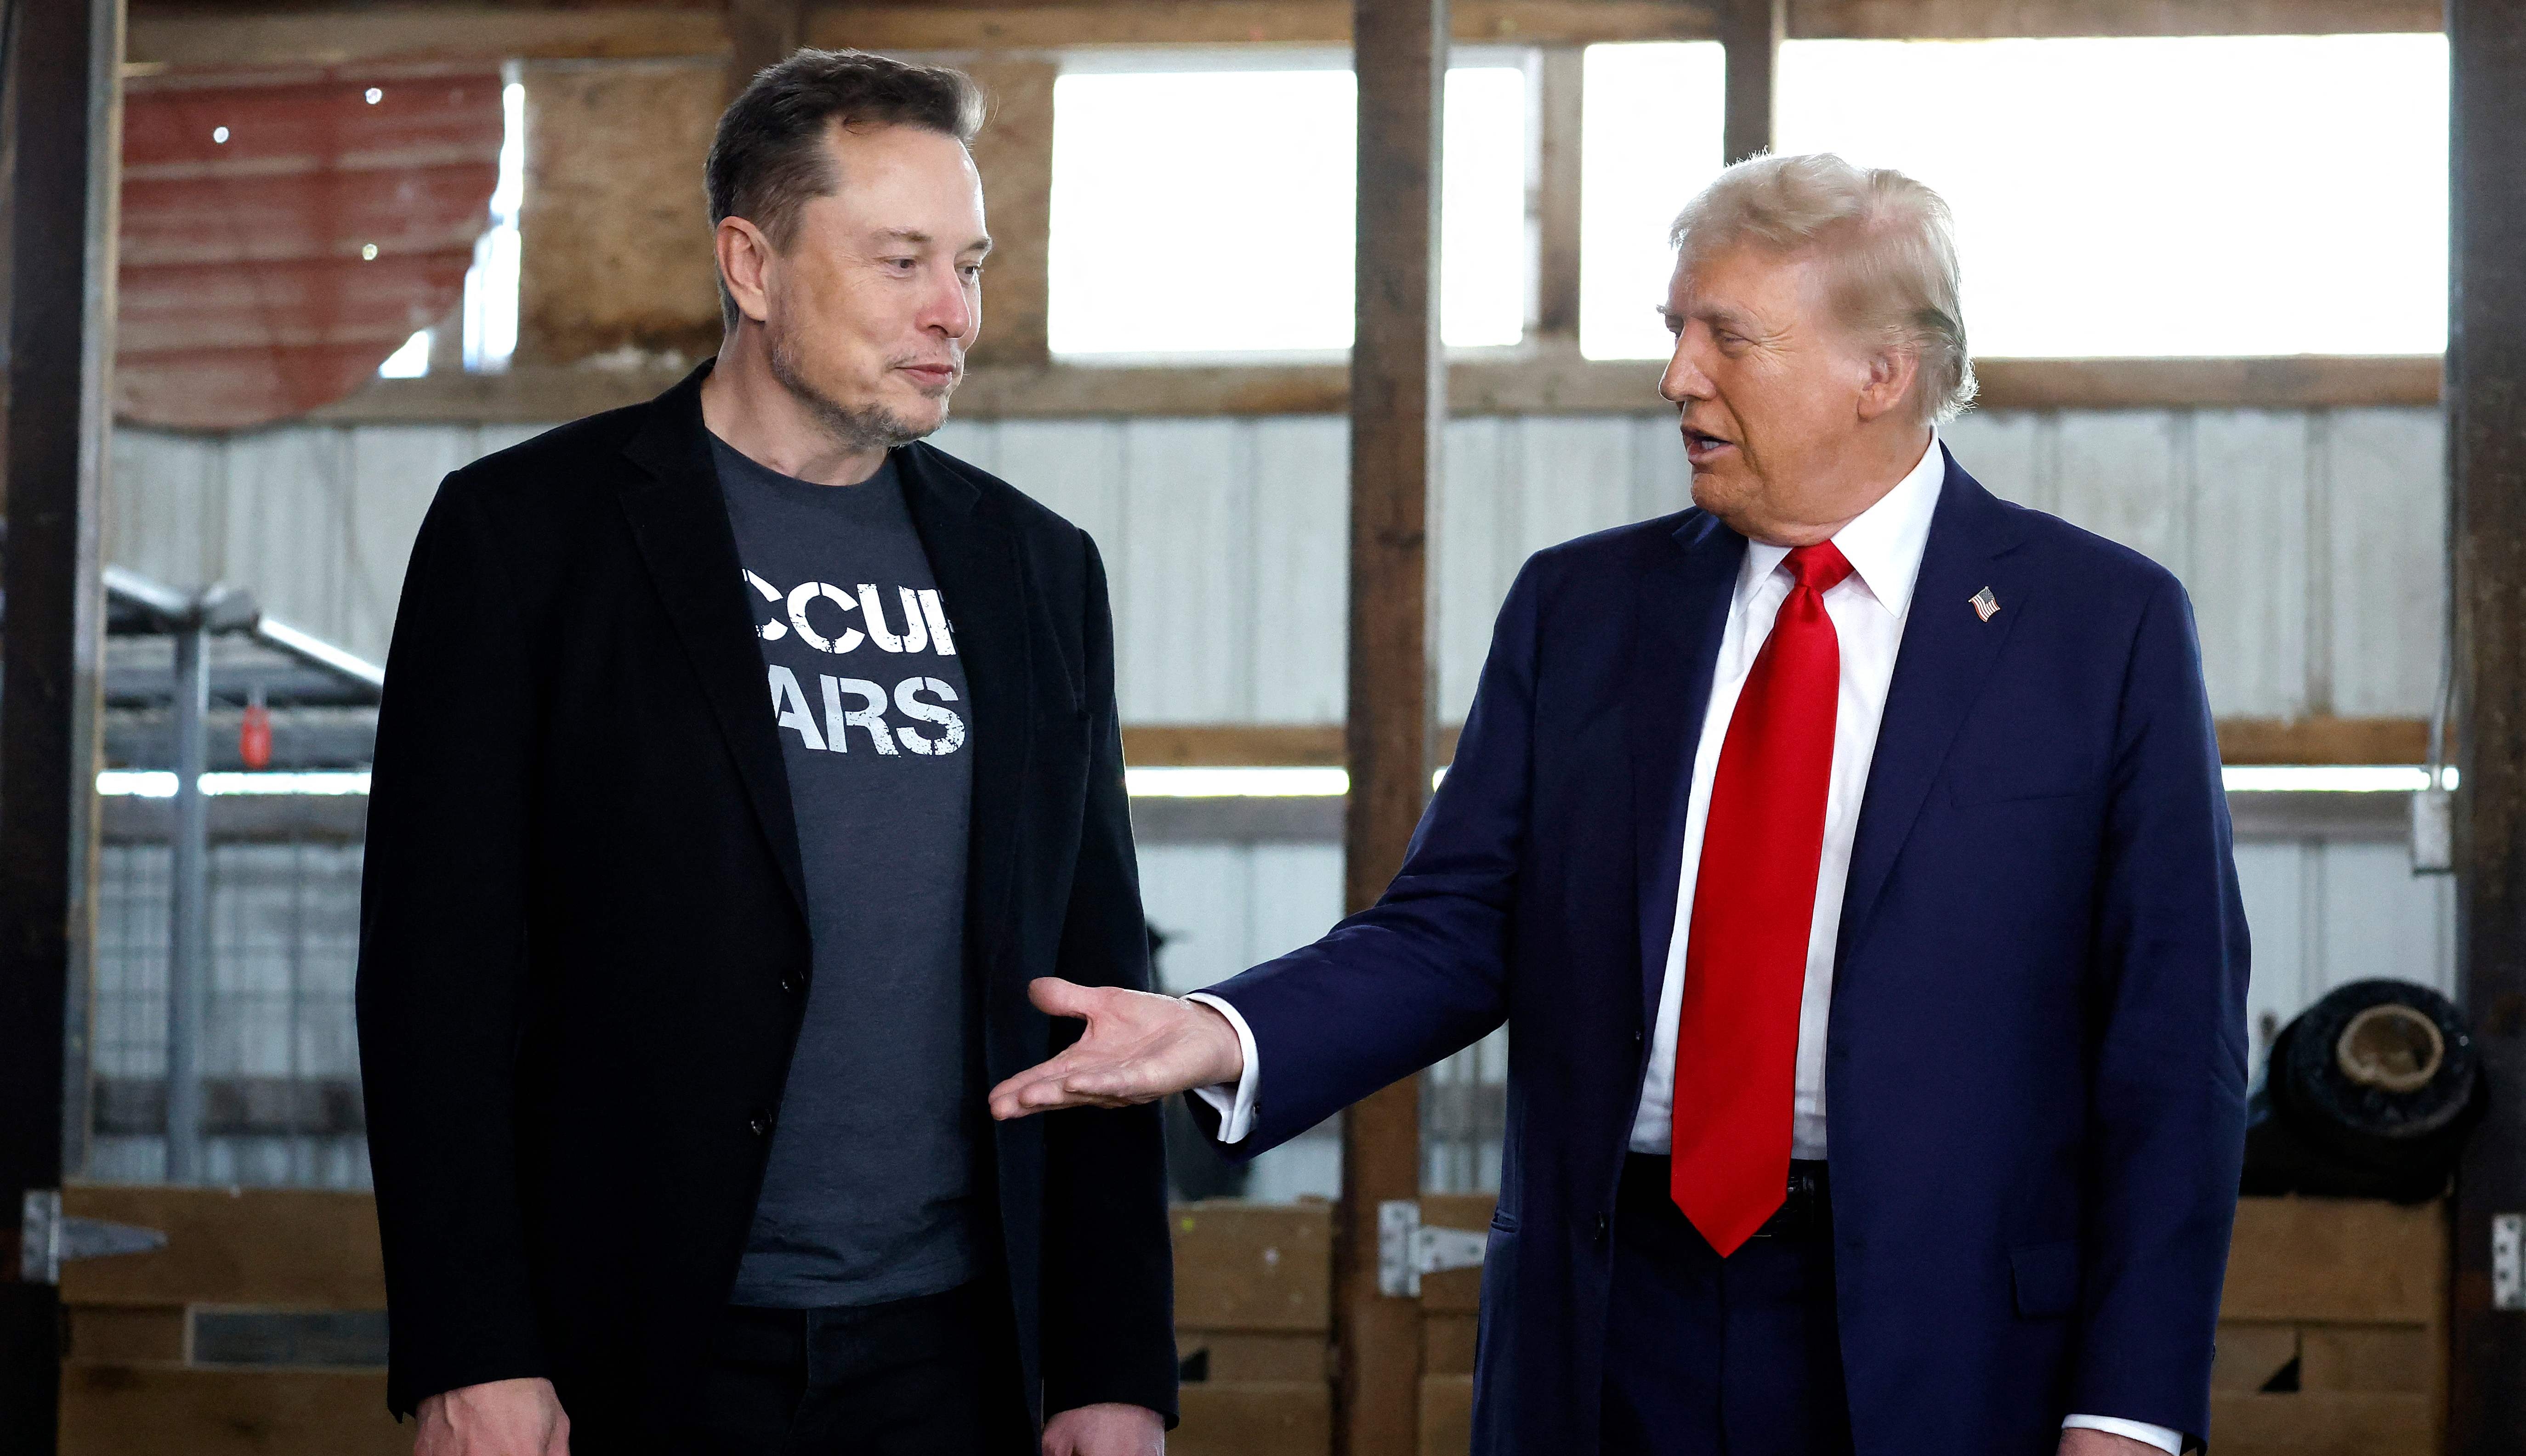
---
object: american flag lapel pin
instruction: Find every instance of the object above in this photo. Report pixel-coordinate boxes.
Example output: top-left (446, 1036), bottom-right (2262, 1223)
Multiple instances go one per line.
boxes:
top-left (1969, 586), bottom-right (2000, 623)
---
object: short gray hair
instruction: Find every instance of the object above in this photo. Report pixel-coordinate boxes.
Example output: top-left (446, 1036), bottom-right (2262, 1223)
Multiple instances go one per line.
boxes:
top-left (1669, 153), bottom-right (1977, 424)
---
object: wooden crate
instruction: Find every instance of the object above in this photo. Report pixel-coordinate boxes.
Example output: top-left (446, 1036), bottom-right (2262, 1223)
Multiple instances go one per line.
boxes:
top-left (2211, 1196), bottom-right (2447, 1456)
top-left (56, 1184), bottom-right (397, 1455)
top-left (59, 1366), bottom-right (403, 1456)
top-left (1172, 1201), bottom-right (1335, 1455)
top-left (1407, 1193), bottom-right (2447, 1456)
top-left (1172, 1199), bottom-right (1334, 1332)
top-left (1174, 1380), bottom-right (1333, 1456)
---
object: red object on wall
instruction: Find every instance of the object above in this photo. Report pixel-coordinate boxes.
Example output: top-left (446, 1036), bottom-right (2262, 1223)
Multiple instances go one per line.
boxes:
top-left (238, 701), bottom-right (273, 770)
top-left (117, 66), bottom-right (504, 430)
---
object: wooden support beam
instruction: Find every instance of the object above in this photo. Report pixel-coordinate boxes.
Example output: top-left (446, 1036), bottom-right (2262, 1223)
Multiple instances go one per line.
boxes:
top-left (2446, 0), bottom-right (2526, 1448)
top-left (1720, 0), bottom-right (1783, 163)
top-left (726, 0), bottom-right (806, 97)
top-left (120, 0), bottom-right (2448, 70)
top-left (1120, 718), bottom-right (2429, 770)
top-left (1340, 0), bottom-right (1443, 1451)
top-left (812, 1), bottom-right (1718, 50)
top-left (1531, 47), bottom-right (1585, 344)
top-left (1789, 0), bottom-right (2439, 38)
top-left (301, 353), bottom-right (2446, 425)
top-left (0, 0), bottom-right (124, 1448)
top-left (963, 57), bottom-right (1056, 368)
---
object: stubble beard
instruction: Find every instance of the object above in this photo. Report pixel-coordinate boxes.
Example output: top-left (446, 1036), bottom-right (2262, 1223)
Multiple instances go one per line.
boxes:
top-left (766, 325), bottom-right (949, 454)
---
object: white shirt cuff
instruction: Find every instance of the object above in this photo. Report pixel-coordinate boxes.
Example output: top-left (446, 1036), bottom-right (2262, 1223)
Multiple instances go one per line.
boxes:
top-left (1182, 992), bottom-right (1259, 1144)
top-left (2062, 1415), bottom-right (2183, 1454)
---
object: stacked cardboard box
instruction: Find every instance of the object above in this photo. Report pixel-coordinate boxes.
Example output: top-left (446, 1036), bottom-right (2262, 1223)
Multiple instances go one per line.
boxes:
top-left (1170, 1199), bottom-right (1335, 1456)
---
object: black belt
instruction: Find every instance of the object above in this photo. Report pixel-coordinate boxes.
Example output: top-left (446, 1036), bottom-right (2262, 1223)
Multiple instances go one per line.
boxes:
top-left (1620, 1153), bottom-right (1833, 1243)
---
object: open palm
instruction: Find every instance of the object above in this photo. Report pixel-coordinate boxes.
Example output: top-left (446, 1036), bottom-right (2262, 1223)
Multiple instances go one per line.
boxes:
top-left (988, 977), bottom-right (1243, 1119)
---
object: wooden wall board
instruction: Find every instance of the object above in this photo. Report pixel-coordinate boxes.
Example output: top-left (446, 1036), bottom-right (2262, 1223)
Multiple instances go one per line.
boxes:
top-left (1422, 1311), bottom-right (1478, 1375)
top-left (2205, 1391), bottom-right (2439, 1456)
top-left (2218, 1196), bottom-right (2445, 1326)
top-left (57, 1365), bottom-right (403, 1456)
top-left (128, 6), bottom-right (734, 70)
top-left (1172, 1381), bottom-right (1333, 1456)
top-left (62, 1307), bottom-right (187, 1366)
top-left (57, 1185), bottom-right (387, 1310)
top-left (517, 59), bottom-right (725, 366)
top-left (1175, 1330), bottom-right (1330, 1382)
top-left (1418, 1373), bottom-right (1477, 1456)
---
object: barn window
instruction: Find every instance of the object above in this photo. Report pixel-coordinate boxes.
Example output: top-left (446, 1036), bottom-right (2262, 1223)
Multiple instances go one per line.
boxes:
top-left (1047, 53), bottom-right (1531, 357)
top-left (1581, 34), bottom-right (2449, 361)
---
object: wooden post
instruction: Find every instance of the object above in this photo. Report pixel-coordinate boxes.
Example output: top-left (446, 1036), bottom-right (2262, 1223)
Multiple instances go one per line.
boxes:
top-left (1532, 46), bottom-right (1584, 347)
top-left (2447, 0), bottom-right (2526, 1448)
top-left (1719, 0), bottom-right (1783, 164)
top-left (1341, 0), bottom-right (1443, 1453)
top-left (725, 0), bottom-right (805, 99)
top-left (963, 58), bottom-right (1057, 369)
top-left (0, 0), bottom-right (123, 1447)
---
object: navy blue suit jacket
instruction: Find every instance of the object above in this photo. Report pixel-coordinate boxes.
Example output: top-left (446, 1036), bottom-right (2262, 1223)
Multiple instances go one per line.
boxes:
top-left (1199, 451), bottom-right (2250, 1455)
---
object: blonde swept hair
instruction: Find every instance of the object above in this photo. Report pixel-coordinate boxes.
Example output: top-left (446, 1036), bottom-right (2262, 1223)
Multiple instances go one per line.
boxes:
top-left (1669, 153), bottom-right (1978, 425)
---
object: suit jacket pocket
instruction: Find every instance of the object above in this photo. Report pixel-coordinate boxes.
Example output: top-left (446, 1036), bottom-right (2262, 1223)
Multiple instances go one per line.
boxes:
top-left (1950, 766), bottom-right (2095, 807)
top-left (2009, 1239), bottom-right (2082, 1318)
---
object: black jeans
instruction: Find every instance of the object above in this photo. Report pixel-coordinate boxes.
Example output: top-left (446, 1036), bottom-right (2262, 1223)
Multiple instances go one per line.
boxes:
top-left (677, 1279), bottom-right (1035, 1456)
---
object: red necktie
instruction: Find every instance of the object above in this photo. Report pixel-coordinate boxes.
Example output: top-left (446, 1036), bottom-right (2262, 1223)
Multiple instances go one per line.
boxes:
top-left (1669, 541), bottom-right (1853, 1257)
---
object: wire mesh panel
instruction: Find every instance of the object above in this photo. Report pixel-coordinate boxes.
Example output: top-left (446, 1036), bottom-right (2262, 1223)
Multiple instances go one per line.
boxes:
top-left (90, 837), bottom-right (369, 1188)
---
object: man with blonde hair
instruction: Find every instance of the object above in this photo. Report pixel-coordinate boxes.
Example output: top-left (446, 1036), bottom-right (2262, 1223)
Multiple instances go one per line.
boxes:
top-left (993, 154), bottom-right (2246, 1456)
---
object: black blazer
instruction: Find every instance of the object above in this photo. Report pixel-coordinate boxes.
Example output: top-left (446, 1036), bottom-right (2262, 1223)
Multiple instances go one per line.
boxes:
top-left (355, 363), bottom-right (1175, 1444)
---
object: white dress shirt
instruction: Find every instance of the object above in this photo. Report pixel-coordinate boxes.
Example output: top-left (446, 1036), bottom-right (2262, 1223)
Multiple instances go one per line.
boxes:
top-left (1191, 431), bottom-right (2180, 1455)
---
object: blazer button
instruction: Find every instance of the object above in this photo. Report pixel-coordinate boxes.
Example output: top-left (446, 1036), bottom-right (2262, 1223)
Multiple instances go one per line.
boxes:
top-left (749, 1111), bottom-right (772, 1138)
top-left (1593, 1213), bottom-right (1609, 1246)
top-left (778, 973), bottom-right (803, 996)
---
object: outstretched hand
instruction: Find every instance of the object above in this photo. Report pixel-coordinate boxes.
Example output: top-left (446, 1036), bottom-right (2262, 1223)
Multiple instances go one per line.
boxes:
top-left (988, 978), bottom-right (1245, 1119)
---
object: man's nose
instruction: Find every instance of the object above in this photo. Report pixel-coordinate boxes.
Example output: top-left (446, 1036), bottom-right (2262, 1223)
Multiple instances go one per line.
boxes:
top-left (921, 266), bottom-right (977, 343)
top-left (1660, 343), bottom-right (1712, 405)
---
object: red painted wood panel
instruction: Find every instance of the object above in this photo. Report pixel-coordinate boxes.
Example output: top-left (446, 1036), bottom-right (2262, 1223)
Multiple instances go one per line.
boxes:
top-left (117, 67), bottom-right (501, 430)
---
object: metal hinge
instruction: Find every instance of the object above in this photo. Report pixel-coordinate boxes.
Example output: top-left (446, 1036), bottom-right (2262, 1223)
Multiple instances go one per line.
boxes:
top-left (2411, 785), bottom-right (2455, 874)
top-left (18, 1190), bottom-right (168, 1286)
top-left (2494, 1213), bottom-right (2524, 1312)
top-left (1376, 1200), bottom-right (1490, 1298)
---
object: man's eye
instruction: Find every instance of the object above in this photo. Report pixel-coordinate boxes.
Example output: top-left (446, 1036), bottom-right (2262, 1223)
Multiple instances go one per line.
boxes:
top-left (961, 265), bottom-right (984, 281)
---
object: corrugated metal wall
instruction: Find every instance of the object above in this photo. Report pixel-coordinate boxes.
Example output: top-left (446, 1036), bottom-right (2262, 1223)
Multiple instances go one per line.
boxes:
top-left (113, 406), bottom-right (2447, 722)
top-left (104, 405), bottom-right (2452, 1196)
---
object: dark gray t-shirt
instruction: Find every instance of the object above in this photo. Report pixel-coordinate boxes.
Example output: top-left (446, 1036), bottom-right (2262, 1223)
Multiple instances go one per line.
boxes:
top-left (712, 437), bottom-right (980, 1309)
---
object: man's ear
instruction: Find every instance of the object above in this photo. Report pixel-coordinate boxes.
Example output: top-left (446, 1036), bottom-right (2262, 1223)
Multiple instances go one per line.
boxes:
top-left (716, 217), bottom-right (776, 326)
top-left (1855, 343), bottom-right (1923, 425)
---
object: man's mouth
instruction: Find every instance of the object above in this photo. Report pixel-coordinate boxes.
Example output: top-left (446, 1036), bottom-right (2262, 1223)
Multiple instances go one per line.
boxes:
top-left (1682, 424), bottom-right (1736, 464)
top-left (901, 361), bottom-right (959, 391)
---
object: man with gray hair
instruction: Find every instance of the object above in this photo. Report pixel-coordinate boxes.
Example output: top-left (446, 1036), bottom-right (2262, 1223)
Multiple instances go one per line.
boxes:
top-left (992, 153), bottom-right (2247, 1456)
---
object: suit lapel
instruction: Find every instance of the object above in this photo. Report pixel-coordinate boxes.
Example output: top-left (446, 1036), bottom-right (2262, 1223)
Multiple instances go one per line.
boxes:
top-left (1836, 451), bottom-right (2030, 958)
top-left (617, 363), bottom-right (811, 927)
top-left (1629, 511), bottom-right (1747, 1029)
top-left (895, 443), bottom-right (1037, 976)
